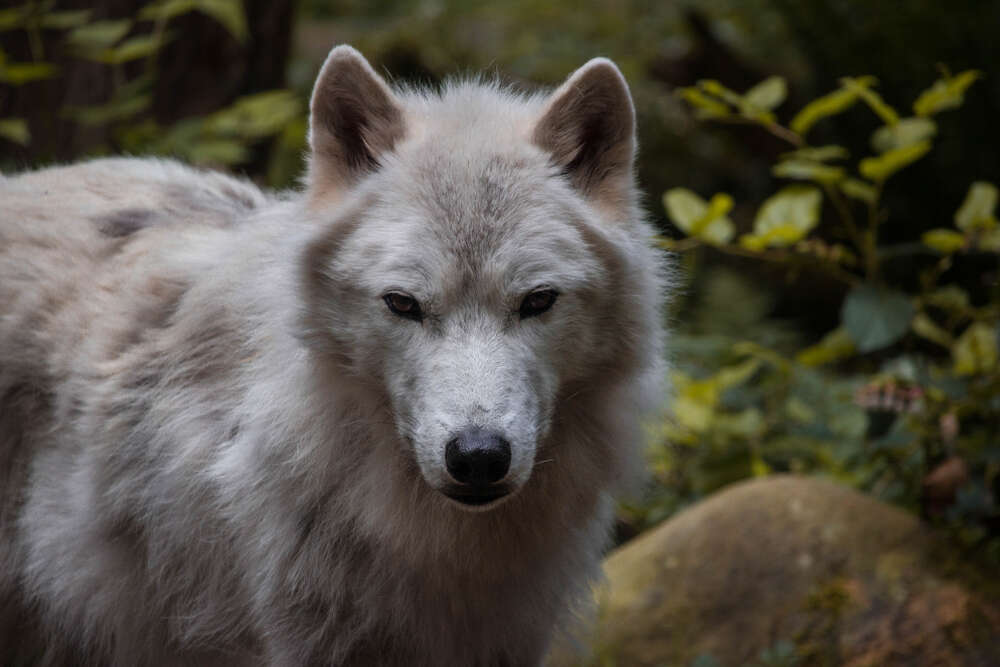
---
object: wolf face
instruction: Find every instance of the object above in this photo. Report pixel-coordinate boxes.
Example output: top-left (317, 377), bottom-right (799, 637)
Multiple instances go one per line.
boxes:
top-left (300, 47), bottom-right (645, 511)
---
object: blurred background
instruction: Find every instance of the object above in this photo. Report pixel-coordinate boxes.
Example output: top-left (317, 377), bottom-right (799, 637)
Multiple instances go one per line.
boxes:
top-left (2, 1), bottom-right (998, 664)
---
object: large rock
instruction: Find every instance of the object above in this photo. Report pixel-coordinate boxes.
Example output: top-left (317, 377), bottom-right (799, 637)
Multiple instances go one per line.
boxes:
top-left (549, 476), bottom-right (1000, 666)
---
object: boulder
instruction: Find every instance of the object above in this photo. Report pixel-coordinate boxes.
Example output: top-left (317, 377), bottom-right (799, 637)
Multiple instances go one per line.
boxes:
top-left (549, 475), bottom-right (1000, 666)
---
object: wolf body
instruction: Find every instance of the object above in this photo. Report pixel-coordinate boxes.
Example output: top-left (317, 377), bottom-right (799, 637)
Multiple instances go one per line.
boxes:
top-left (0, 47), bottom-right (666, 665)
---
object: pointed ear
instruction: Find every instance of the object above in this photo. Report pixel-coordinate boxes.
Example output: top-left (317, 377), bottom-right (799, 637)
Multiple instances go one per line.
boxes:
top-left (533, 58), bottom-right (636, 213)
top-left (307, 45), bottom-right (406, 199)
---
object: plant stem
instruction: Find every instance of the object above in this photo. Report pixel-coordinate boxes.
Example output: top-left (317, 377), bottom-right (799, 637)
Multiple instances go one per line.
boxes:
top-left (823, 183), bottom-right (864, 250)
top-left (864, 181), bottom-right (885, 282)
top-left (681, 239), bottom-right (863, 287)
top-left (710, 116), bottom-right (804, 147)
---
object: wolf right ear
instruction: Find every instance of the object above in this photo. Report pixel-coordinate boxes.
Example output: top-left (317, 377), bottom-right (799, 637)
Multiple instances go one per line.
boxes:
top-left (307, 46), bottom-right (405, 200)
top-left (533, 58), bottom-right (636, 215)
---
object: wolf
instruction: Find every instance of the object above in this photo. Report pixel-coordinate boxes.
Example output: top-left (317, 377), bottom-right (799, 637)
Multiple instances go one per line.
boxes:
top-left (0, 46), bottom-right (667, 665)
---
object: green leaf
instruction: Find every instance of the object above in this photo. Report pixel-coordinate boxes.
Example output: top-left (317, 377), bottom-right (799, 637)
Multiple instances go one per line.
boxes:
top-left (207, 89), bottom-right (302, 138)
top-left (41, 10), bottom-right (93, 29)
top-left (677, 87), bottom-right (730, 118)
top-left (741, 76), bottom-right (786, 115)
top-left (750, 185), bottom-right (822, 246)
top-left (0, 6), bottom-right (26, 31)
top-left (713, 358), bottom-right (762, 390)
top-left (781, 145), bottom-right (849, 162)
top-left (663, 188), bottom-right (735, 244)
top-left (796, 327), bottom-right (856, 366)
top-left (954, 181), bottom-right (998, 232)
top-left (772, 159), bottom-right (845, 184)
top-left (139, 0), bottom-right (199, 22)
top-left (0, 61), bottom-right (57, 84)
top-left (924, 285), bottom-right (970, 312)
top-left (89, 34), bottom-right (170, 65)
top-left (858, 140), bottom-right (931, 181)
top-left (68, 19), bottom-right (132, 51)
top-left (140, 0), bottom-right (248, 41)
top-left (843, 77), bottom-right (899, 125)
top-left (921, 228), bottom-right (966, 254)
top-left (841, 285), bottom-right (914, 353)
top-left (912, 312), bottom-right (953, 347)
top-left (195, 0), bottom-right (248, 42)
top-left (0, 117), bottom-right (29, 145)
top-left (65, 94), bottom-right (151, 126)
top-left (952, 322), bottom-right (998, 375)
top-left (839, 178), bottom-right (877, 204)
top-left (980, 228), bottom-right (1000, 252)
top-left (790, 76), bottom-right (876, 136)
top-left (185, 138), bottom-right (248, 165)
top-left (871, 117), bottom-right (936, 153)
top-left (697, 79), bottom-right (743, 106)
top-left (913, 70), bottom-right (982, 116)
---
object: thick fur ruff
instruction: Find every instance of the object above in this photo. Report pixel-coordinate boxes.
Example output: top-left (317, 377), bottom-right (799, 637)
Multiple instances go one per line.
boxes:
top-left (0, 48), bottom-right (668, 666)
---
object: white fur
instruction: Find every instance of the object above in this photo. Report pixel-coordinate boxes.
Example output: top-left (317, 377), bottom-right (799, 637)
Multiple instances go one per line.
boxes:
top-left (0, 48), bottom-right (668, 666)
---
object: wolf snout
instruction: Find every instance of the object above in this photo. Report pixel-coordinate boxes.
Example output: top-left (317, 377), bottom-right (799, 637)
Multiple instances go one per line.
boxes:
top-left (442, 427), bottom-right (513, 507)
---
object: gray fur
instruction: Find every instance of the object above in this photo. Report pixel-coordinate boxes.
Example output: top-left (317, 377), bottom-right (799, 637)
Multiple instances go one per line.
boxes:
top-left (0, 46), bottom-right (668, 666)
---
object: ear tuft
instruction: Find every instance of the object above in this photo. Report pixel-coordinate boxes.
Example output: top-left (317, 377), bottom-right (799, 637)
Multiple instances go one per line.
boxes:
top-left (308, 46), bottom-right (405, 199)
top-left (533, 58), bottom-right (636, 212)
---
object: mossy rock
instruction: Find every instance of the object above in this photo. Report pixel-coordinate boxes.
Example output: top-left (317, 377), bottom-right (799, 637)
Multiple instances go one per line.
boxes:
top-left (549, 475), bottom-right (1000, 667)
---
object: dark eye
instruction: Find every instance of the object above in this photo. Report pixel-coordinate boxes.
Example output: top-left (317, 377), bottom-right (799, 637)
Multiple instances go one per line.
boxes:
top-left (384, 292), bottom-right (422, 322)
top-left (519, 288), bottom-right (558, 319)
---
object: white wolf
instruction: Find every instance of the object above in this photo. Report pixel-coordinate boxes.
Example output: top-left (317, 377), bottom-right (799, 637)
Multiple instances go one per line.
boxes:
top-left (0, 46), bottom-right (666, 665)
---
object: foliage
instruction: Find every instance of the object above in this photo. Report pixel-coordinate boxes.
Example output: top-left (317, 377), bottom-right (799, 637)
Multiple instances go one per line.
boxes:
top-left (640, 70), bottom-right (1000, 562)
top-left (0, 0), bottom-right (303, 184)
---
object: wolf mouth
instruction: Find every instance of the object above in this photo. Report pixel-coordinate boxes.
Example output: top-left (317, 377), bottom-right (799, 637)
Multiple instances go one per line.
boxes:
top-left (442, 485), bottom-right (512, 507)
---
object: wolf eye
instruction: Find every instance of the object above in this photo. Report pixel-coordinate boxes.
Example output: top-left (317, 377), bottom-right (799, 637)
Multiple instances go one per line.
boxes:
top-left (519, 288), bottom-right (558, 319)
top-left (384, 292), bottom-right (422, 322)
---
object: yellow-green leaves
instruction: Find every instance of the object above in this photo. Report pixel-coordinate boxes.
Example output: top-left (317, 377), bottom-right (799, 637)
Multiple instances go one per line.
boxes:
top-left (913, 70), bottom-right (982, 116)
top-left (141, 0), bottom-right (247, 42)
top-left (923, 182), bottom-right (999, 254)
top-left (772, 159), bottom-right (845, 184)
top-left (838, 178), bottom-right (877, 204)
top-left (678, 76), bottom-right (787, 123)
top-left (842, 286), bottom-right (914, 353)
top-left (0, 117), bottom-right (29, 145)
top-left (954, 181), bottom-right (998, 232)
top-left (797, 327), bottom-right (856, 366)
top-left (921, 229), bottom-right (966, 254)
top-left (952, 322), bottom-right (998, 375)
top-left (671, 359), bottom-right (762, 434)
top-left (790, 76), bottom-right (876, 136)
top-left (911, 313), bottom-right (953, 347)
top-left (0, 60), bottom-right (57, 85)
top-left (842, 76), bottom-right (899, 125)
top-left (663, 189), bottom-right (735, 244)
top-left (859, 140), bottom-right (931, 182)
top-left (741, 76), bottom-right (787, 120)
top-left (781, 145), bottom-right (849, 162)
top-left (678, 87), bottom-right (730, 118)
top-left (67, 19), bottom-right (132, 51)
top-left (773, 146), bottom-right (848, 185)
top-left (41, 10), bottom-right (92, 29)
top-left (871, 117), bottom-right (936, 153)
top-left (740, 186), bottom-right (821, 250)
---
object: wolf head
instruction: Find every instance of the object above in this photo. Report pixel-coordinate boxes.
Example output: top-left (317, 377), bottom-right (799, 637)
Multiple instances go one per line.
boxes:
top-left (299, 46), bottom-right (660, 512)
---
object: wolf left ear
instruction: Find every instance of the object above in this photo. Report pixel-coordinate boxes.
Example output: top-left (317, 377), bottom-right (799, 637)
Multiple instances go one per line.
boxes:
top-left (307, 45), bottom-right (405, 199)
top-left (533, 58), bottom-right (636, 213)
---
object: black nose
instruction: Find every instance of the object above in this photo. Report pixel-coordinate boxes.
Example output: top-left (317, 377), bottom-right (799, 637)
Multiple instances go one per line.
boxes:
top-left (445, 428), bottom-right (512, 486)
